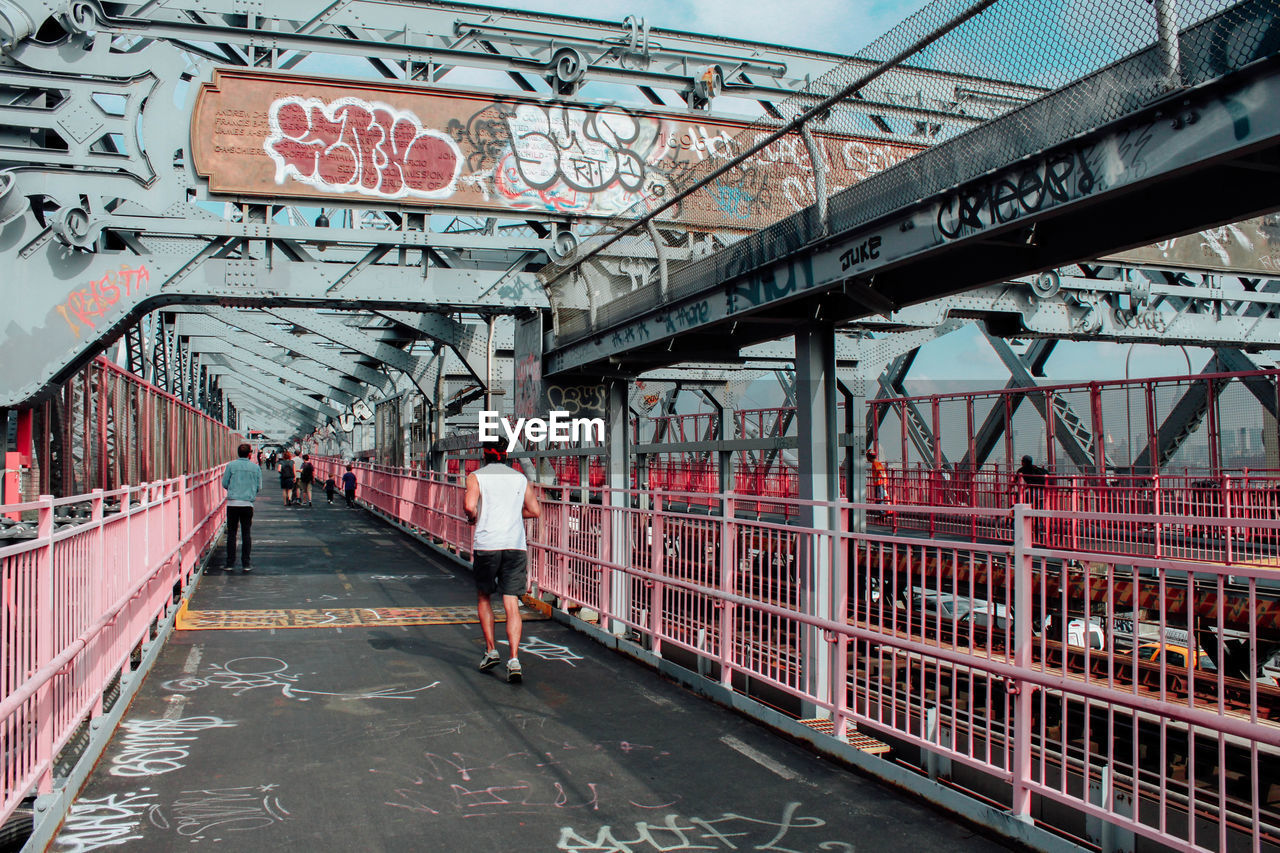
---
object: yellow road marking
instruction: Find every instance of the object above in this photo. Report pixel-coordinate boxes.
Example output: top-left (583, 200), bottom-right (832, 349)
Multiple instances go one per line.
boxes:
top-left (176, 602), bottom-right (549, 631)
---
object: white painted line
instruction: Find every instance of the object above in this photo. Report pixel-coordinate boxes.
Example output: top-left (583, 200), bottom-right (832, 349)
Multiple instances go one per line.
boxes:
top-left (635, 687), bottom-right (676, 710)
top-left (719, 735), bottom-right (798, 780)
top-left (181, 644), bottom-right (203, 675)
top-left (161, 694), bottom-right (188, 721)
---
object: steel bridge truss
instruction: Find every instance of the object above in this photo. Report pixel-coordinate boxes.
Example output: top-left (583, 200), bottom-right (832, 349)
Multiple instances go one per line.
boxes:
top-left (0, 0), bottom-right (1048, 430)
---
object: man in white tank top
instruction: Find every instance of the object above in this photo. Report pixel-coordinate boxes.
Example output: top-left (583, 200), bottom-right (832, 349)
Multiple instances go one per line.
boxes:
top-left (464, 440), bottom-right (541, 682)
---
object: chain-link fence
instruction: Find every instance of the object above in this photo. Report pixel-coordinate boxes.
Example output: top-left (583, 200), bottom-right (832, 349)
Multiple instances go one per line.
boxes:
top-left (541, 0), bottom-right (1279, 345)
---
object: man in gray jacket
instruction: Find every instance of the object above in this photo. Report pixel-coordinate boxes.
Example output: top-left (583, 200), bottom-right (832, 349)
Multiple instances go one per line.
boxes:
top-left (221, 443), bottom-right (263, 572)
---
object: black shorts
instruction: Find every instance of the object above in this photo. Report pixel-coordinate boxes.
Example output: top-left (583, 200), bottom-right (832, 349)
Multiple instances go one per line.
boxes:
top-left (473, 549), bottom-right (528, 597)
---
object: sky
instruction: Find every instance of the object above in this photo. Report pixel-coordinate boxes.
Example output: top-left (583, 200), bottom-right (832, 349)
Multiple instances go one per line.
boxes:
top-left (455, 0), bottom-right (933, 56)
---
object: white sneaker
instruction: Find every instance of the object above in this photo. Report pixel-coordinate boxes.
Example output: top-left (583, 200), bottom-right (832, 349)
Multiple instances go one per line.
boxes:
top-left (478, 649), bottom-right (501, 671)
top-left (506, 658), bottom-right (523, 683)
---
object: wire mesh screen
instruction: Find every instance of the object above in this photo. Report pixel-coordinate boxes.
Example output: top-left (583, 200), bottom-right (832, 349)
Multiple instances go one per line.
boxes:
top-left (874, 368), bottom-right (1280, 482)
top-left (540, 0), bottom-right (1278, 345)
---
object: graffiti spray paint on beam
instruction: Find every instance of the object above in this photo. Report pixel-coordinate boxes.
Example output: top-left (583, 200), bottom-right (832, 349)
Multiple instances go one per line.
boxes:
top-left (56, 265), bottom-right (150, 339)
top-left (192, 68), bottom-right (922, 226)
top-left (546, 77), bottom-right (1280, 376)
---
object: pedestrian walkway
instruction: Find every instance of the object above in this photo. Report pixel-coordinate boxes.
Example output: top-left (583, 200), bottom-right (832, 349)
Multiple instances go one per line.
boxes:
top-left (47, 497), bottom-right (1014, 852)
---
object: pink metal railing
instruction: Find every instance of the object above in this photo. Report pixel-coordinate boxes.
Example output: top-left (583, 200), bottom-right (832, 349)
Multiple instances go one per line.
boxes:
top-left (0, 468), bottom-right (225, 827)
top-left (332, 456), bottom-right (1280, 853)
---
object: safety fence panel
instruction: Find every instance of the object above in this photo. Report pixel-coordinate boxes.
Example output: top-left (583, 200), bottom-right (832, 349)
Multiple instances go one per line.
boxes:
top-left (0, 467), bottom-right (226, 827)
top-left (330, 455), bottom-right (1280, 852)
top-left (9, 357), bottom-right (235, 501)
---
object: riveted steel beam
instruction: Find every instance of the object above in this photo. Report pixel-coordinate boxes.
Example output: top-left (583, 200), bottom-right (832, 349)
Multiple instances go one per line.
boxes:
top-left (185, 337), bottom-right (360, 406)
top-left (188, 310), bottom-right (394, 393)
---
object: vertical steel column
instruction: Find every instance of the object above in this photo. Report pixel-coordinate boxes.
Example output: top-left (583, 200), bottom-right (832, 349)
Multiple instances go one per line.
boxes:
top-left (1044, 390), bottom-right (1057, 473)
top-left (796, 323), bottom-right (838, 715)
top-left (1003, 395), bottom-right (1014, 473)
top-left (705, 391), bottom-right (731, 497)
top-left (79, 369), bottom-right (89, 494)
top-left (35, 494), bottom-right (54, 794)
top-left (966, 397), bottom-right (976, 471)
top-left (899, 400), bottom-right (908, 466)
top-left (840, 380), bottom-right (865, 534)
top-left (1206, 377), bottom-right (1221, 474)
top-left (1011, 503), bottom-right (1034, 820)
top-left (97, 363), bottom-right (108, 490)
top-left (1154, 0), bottom-right (1182, 88)
top-left (2, 450), bottom-right (17, 519)
top-left (484, 315), bottom-right (496, 413)
top-left (1145, 382), bottom-right (1159, 476)
top-left (606, 379), bottom-right (630, 636)
top-left (1090, 383), bottom-right (1107, 476)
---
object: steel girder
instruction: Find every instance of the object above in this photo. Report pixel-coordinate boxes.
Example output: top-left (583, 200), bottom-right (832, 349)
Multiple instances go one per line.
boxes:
top-left (208, 364), bottom-right (337, 418)
top-left (262, 308), bottom-right (429, 390)
top-left (982, 334), bottom-right (1106, 472)
top-left (959, 339), bottom-right (1058, 471)
top-left (186, 337), bottom-right (359, 406)
top-left (0, 0), bottom-right (1047, 433)
top-left (863, 267), bottom-right (1280, 350)
top-left (185, 336), bottom-right (365, 404)
top-left (190, 310), bottom-right (395, 394)
top-left (545, 30), bottom-right (1280, 376)
top-left (0, 0), bottom-right (1033, 123)
top-left (375, 310), bottom-right (510, 384)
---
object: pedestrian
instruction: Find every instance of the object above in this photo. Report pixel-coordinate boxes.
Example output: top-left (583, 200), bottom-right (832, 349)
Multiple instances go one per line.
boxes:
top-left (221, 442), bottom-right (261, 572)
top-left (342, 464), bottom-right (357, 507)
top-left (323, 475), bottom-right (337, 504)
top-left (298, 454), bottom-right (315, 507)
top-left (1012, 454), bottom-right (1048, 506)
top-left (465, 440), bottom-right (541, 683)
top-left (866, 448), bottom-right (888, 503)
top-left (279, 451), bottom-right (296, 507)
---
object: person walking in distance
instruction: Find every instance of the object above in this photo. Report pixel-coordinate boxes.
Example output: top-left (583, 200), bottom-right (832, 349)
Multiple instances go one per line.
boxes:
top-left (866, 448), bottom-right (889, 503)
top-left (1012, 454), bottom-right (1048, 507)
top-left (298, 454), bottom-right (315, 507)
top-left (278, 451), bottom-right (296, 507)
top-left (342, 464), bottom-right (358, 507)
top-left (465, 440), bottom-right (541, 683)
top-left (221, 442), bottom-right (262, 572)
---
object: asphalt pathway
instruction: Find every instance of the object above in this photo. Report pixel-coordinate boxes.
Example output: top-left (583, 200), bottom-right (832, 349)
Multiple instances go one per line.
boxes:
top-left (50, 487), bottom-right (1012, 852)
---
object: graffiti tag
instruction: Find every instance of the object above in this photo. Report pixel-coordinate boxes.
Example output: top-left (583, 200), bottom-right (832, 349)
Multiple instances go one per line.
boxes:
top-left (56, 265), bottom-right (149, 338)
top-left (266, 96), bottom-right (462, 200)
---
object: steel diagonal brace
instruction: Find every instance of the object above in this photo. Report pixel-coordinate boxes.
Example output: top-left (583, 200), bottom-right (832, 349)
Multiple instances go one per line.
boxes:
top-left (375, 310), bottom-right (492, 384)
top-left (185, 337), bottom-right (359, 406)
top-left (217, 381), bottom-right (315, 427)
top-left (265, 307), bottom-right (429, 395)
top-left (207, 363), bottom-right (339, 419)
top-left (1130, 348), bottom-right (1278, 473)
top-left (1130, 354), bottom-right (1225, 472)
top-left (960, 338), bottom-right (1056, 469)
top-left (1212, 349), bottom-right (1279, 416)
top-left (192, 310), bottom-right (393, 394)
top-left (184, 334), bottom-right (365, 403)
top-left (981, 335), bottom-right (1104, 471)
